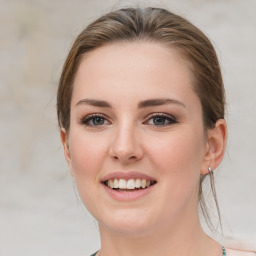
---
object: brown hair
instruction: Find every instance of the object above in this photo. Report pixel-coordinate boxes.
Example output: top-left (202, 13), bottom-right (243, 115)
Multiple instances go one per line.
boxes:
top-left (57, 7), bottom-right (225, 230)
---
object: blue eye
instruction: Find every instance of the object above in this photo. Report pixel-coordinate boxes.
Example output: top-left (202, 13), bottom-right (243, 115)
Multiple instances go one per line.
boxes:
top-left (80, 114), bottom-right (109, 126)
top-left (90, 117), bottom-right (105, 125)
top-left (146, 114), bottom-right (177, 126)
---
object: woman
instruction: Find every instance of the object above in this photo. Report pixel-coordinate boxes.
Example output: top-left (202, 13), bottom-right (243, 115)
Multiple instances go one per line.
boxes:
top-left (57, 7), bottom-right (255, 256)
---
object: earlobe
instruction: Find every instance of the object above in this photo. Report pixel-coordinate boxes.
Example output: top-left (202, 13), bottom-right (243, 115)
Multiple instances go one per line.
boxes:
top-left (60, 128), bottom-right (71, 166)
top-left (201, 119), bottom-right (227, 175)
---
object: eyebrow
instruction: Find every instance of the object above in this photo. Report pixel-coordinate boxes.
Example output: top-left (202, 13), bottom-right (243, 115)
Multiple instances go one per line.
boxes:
top-left (75, 98), bottom-right (186, 108)
top-left (75, 99), bottom-right (112, 108)
top-left (138, 98), bottom-right (186, 108)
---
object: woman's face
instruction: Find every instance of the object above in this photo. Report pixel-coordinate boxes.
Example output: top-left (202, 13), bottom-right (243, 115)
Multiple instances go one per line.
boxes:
top-left (62, 42), bottom-right (210, 236)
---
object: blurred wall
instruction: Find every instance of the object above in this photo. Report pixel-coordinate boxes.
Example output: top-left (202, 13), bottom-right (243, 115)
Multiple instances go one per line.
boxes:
top-left (0, 0), bottom-right (255, 255)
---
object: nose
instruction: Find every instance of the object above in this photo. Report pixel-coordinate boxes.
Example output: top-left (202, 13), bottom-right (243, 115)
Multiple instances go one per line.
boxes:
top-left (108, 125), bottom-right (143, 164)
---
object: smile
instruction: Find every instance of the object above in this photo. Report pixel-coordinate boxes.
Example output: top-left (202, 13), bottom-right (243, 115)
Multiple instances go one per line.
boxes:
top-left (101, 172), bottom-right (157, 200)
top-left (104, 178), bottom-right (157, 191)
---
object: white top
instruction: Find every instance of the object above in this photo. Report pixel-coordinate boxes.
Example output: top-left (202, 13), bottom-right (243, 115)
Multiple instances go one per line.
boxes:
top-left (226, 248), bottom-right (256, 256)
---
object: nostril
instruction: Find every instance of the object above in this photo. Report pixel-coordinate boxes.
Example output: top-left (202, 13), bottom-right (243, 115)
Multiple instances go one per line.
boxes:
top-left (112, 154), bottom-right (138, 161)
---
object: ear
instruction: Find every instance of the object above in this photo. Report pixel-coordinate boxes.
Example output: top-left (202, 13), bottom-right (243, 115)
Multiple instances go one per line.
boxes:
top-left (60, 128), bottom-right (71, 167)
top-left (201, 119), bottom-right (227, 175)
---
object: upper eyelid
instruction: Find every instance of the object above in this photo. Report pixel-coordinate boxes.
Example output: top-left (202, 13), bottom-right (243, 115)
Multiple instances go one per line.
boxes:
top-left (85, 113), bottom-right (106, 118)
top-left (82, 113), bottom-right (108, 119)
top-left (80, 112), bottom-right (175, 118)
top-left (145, 112), bottom-right (176, 120)
top-left (79, 113), bottom-right (110, 123)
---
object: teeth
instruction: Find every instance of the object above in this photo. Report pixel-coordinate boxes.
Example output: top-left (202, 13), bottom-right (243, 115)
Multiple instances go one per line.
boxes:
top-left (113, 179), bottom-right (119, 188)
top-left (141, 179), bottom-right (146, 188)
top-left (107, 180), bottom-right (114, 188)
top-left (106, 178), bottom-right (154, 190)
top-left (135, 179), bottom-right (141, 188)
top-left (119, 179), bottom-right (127, 189)
top-left (127, 179), bottom-right (135, 189)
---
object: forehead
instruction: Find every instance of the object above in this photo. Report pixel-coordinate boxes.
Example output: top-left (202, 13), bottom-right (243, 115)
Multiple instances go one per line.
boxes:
top-left (72, 41), bottom-right (196, 106)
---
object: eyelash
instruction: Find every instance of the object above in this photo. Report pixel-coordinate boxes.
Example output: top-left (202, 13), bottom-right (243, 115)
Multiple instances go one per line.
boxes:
top-left (79, 113), bottom-right (177, 127)
top-left (144, 113), bottom-right (177, 126)
top-left (79, 113), bottom-right (110, 127)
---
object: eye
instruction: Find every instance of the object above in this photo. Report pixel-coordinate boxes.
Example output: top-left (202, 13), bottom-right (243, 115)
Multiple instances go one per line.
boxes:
top-left (80, 114), bottom-right (110, 127)
top-left (145, 113), bottom-right (177, 126)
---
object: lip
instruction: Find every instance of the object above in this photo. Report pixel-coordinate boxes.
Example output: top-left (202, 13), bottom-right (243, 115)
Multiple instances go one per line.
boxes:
top-left (102, 182), bottom-right (156, 201)
top-left (101, 171), bottom-right (156, 182)
top-left (100, 171), bottom-right (157, 201)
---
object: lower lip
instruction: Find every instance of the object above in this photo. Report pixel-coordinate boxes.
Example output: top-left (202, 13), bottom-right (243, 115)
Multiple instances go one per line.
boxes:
top-left (102, 184), bottom-right (156, 201)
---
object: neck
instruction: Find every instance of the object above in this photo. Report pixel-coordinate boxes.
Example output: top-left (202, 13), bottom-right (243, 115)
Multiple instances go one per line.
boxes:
top-left (98, 216), bottom-right (221, 256)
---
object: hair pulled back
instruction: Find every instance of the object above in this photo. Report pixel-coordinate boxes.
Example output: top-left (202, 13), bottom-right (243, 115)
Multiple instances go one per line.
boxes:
top-left (57, 7), bottom-right (225, 230)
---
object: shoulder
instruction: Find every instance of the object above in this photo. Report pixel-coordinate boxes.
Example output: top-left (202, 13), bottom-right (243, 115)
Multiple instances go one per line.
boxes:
top-left (223, 234), bottom-right (256, 255)
top-left (226, 248), bottom-right (256, 256)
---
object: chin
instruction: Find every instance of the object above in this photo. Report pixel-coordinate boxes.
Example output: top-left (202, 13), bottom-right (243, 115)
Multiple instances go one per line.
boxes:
top-left (97, 208), bottom-right (155, 237)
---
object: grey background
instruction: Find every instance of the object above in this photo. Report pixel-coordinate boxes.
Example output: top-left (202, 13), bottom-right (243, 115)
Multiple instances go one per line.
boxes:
top-left (0, 0), bottom-right (255, 255)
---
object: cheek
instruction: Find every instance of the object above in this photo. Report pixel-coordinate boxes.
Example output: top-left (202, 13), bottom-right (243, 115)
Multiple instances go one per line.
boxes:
top-left (68, 131), bottom-right (108, 203)
top-left (67, 130), bottom-right (111, 217)
top-left (147, 129), bottom-right (205, 196)
top-left (69, 131), bottom-right (106, 176)
top-left (150, 130), bottom-right (204, 169)
top-left (146, 131), bottom-right (205, 220)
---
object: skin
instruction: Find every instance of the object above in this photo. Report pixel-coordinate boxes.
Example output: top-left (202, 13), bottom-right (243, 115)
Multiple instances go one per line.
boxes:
top-left (61, 42), bottom-right (227, 256)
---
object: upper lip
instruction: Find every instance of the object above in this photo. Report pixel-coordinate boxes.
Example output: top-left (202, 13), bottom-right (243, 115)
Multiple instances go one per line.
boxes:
top-left (101, 171), bottom-right (157, 182)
